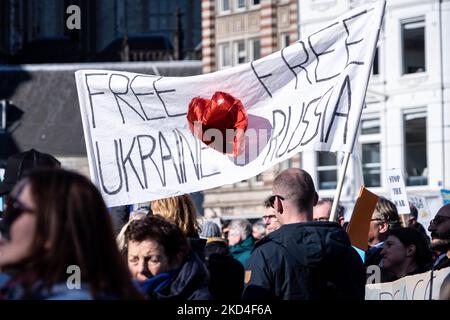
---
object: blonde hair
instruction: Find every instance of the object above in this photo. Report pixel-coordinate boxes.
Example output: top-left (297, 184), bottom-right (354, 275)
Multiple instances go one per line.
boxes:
top-left (151, 194), bottom-right (200, 237)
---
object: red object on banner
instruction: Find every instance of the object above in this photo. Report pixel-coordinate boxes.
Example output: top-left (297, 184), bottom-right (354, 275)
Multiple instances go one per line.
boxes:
top-left (187, 91), bottom-right (248, 156)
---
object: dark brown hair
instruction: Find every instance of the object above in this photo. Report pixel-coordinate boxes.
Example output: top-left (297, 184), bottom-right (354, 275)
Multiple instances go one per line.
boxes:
top-left (12, 168), bottom-right (142, 299)
top-left (124, 215), bottom-right (190, 263)
top-left (387, 227), bottom-right (432, 270)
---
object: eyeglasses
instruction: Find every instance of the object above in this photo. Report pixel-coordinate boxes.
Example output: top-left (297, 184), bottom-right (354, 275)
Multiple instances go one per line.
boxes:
top-left (430, 215), bottom-right (450, 225)
top-left (262, 214), bottom-right (277, 221)
top-left (268, 195), bottom-right (285, 208)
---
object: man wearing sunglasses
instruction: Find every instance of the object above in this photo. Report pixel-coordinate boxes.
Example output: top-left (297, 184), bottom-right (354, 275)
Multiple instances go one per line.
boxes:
top-left (428, 203), bottom-right (450, 270)
top-left (242, 169), bottom-right (365, 300)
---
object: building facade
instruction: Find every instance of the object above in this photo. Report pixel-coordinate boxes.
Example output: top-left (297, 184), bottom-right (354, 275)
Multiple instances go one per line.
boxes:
top-left (201, 0), bottom-right (450, 220)
top-left (298, 0), bottom-right (450, 215)
top-left (201, 0), bottom-right (300, 220)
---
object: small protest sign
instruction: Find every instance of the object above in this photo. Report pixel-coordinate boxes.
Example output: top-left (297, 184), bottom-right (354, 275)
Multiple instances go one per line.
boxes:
top-left (386, 168), bottom-right (410, 214)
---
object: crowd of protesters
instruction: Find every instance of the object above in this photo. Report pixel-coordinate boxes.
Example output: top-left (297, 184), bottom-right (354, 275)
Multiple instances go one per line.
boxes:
top-left (0, 149), bottom-right (450, 300)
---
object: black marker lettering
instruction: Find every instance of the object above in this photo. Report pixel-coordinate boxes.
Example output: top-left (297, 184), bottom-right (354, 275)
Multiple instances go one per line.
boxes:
top-left (95, 140), bottom-right (122, 195)
top-left (85, 73), bottom-right (107, 128)
top-left (109, 73), bottom-right (146, 124)
top-left (280, 41), bottom-right (312, 89)
top-left (251, 60), bottom-right (273, 98)
top-left (308, 22), bottom-right (341, 82)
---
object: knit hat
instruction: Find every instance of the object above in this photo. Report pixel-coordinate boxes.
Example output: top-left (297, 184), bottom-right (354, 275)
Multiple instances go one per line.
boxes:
top-left (200, 221), bottom-right (222, 239)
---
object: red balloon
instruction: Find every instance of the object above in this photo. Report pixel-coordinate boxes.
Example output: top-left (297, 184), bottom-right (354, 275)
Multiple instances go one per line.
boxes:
top-left (187, 91), bottom-right (248, 156)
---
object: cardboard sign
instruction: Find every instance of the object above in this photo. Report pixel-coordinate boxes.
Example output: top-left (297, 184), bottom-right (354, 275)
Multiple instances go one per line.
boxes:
top-left (347, 186), bottom-right (379, 251)
top-left (386, 168), bottom-right (410, 214)
top-left (366, 266), bottom-right (450, 300)
top-left (75, 2), bottom-right (385, 207)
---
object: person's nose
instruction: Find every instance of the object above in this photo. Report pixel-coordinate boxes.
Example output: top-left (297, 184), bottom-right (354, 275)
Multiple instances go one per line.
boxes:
top-left (428, 221), bottom-right (437, 232)
top-left (138, 259), bottom-right (149, 276)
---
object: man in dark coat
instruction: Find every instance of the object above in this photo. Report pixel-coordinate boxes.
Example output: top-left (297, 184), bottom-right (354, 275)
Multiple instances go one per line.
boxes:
top-left (428, 203), bottom-right (450, 270)
top-left (242, 169), bottom-right (366, 300)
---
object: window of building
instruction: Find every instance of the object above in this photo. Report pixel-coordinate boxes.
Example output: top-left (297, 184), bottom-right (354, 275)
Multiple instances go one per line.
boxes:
top-left (235, 40), bottom-right (246, 64)
top-left (317, 152), bottom-right (338, 190)
top-left (401, 18), bottom-right (425, 74)
top-left (236, 0), bottom-right (246, 9)
top-left (251, 0), bottom-right (261, 6)
top-left (362, 143), bottom-right (381, 187)
top-left (361, 118), bottom-right (380, 135)
top-left (220, 0), bottom-right (230, 12)
top-left (404, 111), bottom-right (428, 186)
top-left (250, 39), bottom-right (261, 60)
top-left (219, 43), bottom-right (231, 68)
top-left (360, 115), bottom-right (381, 187)
top-left (280, 33), bottom-right (290, 48)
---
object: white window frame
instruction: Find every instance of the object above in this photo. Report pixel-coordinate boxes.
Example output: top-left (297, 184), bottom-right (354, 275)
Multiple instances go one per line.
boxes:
top-left (279, 33), bottom-right (290, 48)
top-left (402, 108), bottom-right (428, 187)
top-left (235, 0), bottom-right (246, 11)
top-left (249, 38), bottom-right (261, 61)
top-left (359, 114), bottom-right (382, 188)
top-left (234, 40), bottom-right (246, 65)
top-left (218, 42), bottom-right (231, 69)
top-left (249, 0), bottom-right (261, 9)
top-left (316, 152), bottom-right (338, 191)
top-left (400, 17), bottom-right (426, 76)
top-left (218, 0), bottom-right (231, 14)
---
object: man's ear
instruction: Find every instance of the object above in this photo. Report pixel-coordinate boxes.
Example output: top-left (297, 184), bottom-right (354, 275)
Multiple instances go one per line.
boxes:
top-left (378, 222), bottom-right (389, 234)
top-left (275, 196), bottom-right (283, 215)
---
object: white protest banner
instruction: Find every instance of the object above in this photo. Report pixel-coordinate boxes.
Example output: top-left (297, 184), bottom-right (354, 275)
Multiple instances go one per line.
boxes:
top-left (75, 1), bottom-right (385, 207)
top-left (366, 266), bottom-right (450, 300)
top-left (386, 168), bottom-right (410, 214)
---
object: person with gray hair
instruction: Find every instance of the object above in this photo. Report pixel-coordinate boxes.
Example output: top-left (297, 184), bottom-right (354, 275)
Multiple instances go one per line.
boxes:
top-left (227, 219), bottom-right (254, 267)
top-left (252, 220), bottom-right (266, 240)
top-left (313, 198), bottom-right (345, 225)
top-left (243, 169), bottom-right (365, 300)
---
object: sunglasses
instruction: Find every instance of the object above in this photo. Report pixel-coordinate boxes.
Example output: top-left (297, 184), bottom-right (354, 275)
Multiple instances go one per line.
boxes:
top-left (2, 196), bottom-right (35, 230)
top-left (268, 194), bottom-right (285, 208)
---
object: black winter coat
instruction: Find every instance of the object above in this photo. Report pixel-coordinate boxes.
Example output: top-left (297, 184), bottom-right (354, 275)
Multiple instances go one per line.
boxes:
top-left (242, 221), bottom-right (366, 300)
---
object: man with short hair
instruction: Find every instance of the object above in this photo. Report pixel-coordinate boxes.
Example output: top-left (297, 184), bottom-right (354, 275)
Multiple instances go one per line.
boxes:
top-left (428, 203), bottom-right (450, 270)
top-left (242, 169), bottom-right (365, 300)
top-left (313, 198), bottom-right (345, 225)
top-left (227, 219), bottom-right (254, 267)
top-left (366, 197), bottom-right (401, 267)
top-left (263, 196), bottom-right (281, 234)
